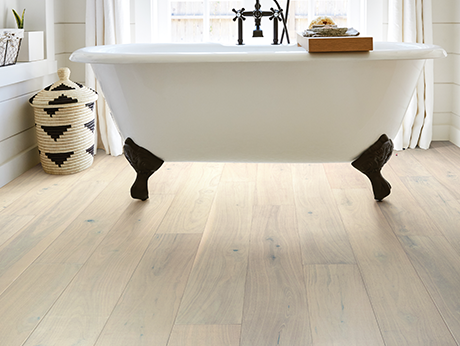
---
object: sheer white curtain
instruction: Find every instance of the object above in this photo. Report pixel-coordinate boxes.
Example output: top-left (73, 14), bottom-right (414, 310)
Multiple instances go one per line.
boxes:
top-left (86, 0), bottom-right (130, 156)
top-left (388, 0), bottom-right (434, 150)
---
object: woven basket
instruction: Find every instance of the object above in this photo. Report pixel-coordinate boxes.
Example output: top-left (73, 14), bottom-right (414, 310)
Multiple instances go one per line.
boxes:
top-left (29, 67), bottom-right (98, 175)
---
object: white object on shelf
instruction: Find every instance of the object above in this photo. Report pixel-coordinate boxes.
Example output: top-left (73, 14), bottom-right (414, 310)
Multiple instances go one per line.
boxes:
top-left (18, 31), bottom-right (44, 62)
top-left (0, 28), bottom-right (24, 66)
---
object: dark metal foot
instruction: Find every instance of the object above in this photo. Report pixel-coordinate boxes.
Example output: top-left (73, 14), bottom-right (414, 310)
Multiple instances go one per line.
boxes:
top-left (123, 138), bottom-right (164, 201)
top-left (351, 134), bottom-right (394, 201)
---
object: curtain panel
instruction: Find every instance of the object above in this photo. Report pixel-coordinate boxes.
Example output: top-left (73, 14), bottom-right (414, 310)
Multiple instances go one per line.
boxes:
top-left (85, 0), bottom-right (130, 156)
top-left (388, 0), bottom-right (434, 150)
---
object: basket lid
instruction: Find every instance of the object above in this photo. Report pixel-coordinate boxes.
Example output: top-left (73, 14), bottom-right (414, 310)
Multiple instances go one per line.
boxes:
top-left (29, 67), bottom-right (98, 108)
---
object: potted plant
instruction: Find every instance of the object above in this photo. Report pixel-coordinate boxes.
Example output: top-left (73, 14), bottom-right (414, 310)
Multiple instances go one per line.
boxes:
top-left (13, 8), bottom-right (44, 62)
top-left (12, 9), bottom-right (25, 29)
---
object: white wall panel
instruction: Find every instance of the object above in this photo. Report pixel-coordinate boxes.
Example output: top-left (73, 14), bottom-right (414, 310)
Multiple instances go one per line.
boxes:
top-left (432, 0), bottom-right (460, 23)
top-left (433, 24), bottom-right (458, 53)
top-left (431, 0), bottom-right (459, 144)
top-left (55, 0), bottom-right (85, 23)
top-left (0, 0), bottom-right (19, 28)
top-left (55, 23), bottom-right (85, 54)
top-left (434, 112), bottom-right (452, 126)
top-left (452, 84), bottom-right (460, 116)
top-left (0, 75), bottom-right (53, 103)
top-left (434, 83), bottom-right (453, 113)
top-left (0, 146), bottom-right (39, 188)
top-left (0, 92), bottom-right (36, 141)
top-left (0, 127), bottom-right (37, 166)
top-left (54, 0), bottom-right (86, 83)
top-left (434, 54), bottom-right (454, 84)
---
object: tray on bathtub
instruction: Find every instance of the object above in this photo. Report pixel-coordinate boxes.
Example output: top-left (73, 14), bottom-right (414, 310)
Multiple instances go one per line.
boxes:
top-left (296, 33), bottom-right (373, 53)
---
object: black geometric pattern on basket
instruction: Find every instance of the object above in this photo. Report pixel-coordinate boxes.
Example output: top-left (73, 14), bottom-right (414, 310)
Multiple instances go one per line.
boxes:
top-left (84, 119), bottom-right (95, 133)
top-left (29, 94), bottom-right (37, 104)
top-left (51, 83), bottom-right (76, 91)
top-left (41, 125), bottom-right (71, 141)
top-left (49, 94), bottom-right (78, 105)
top-left (45, 151), bottom-right (74, 167)
top-left (86, 144), bottom-right (95, 156)
top-left (85, 102), bottom-right (95, 111)
top-left (43, 84), bottom-right (52, 91)
top-left (44, 108), bottom-right (60, 117)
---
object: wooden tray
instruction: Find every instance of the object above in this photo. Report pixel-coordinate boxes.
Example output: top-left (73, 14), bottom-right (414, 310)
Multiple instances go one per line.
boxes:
top-left (296, 33), bottom-right (373, 53)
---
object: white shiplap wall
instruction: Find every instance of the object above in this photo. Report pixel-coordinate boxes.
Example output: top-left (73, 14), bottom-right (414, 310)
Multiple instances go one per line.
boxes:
top-left (54, 0), bottom-right (86, 83)
top-left (432, 0), bottom-right (460, 145)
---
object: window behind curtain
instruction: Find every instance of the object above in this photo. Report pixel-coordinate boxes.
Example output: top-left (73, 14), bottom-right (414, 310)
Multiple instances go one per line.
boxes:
top-left (170, 1), bottom-right (242, 42)
top-left (169, 0), bottom-right (350, 43)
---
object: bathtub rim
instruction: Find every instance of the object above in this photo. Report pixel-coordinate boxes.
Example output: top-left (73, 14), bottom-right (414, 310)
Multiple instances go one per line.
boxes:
top-left (70, 42), bottom-right (447, 64)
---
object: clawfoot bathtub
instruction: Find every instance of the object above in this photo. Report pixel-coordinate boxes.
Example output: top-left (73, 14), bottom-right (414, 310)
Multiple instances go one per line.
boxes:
top-left (70, 42), bottom-right (446, 200)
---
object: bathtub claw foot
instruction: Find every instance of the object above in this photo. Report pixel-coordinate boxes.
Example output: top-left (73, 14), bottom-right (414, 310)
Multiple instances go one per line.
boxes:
top-left (351, 134), bottom-right (394, 201)
top-left (123, 138), bottom-right (164, 201)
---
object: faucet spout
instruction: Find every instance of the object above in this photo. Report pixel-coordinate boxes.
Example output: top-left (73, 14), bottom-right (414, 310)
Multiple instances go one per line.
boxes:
top-left (253, 0), bottom-right (264, 37)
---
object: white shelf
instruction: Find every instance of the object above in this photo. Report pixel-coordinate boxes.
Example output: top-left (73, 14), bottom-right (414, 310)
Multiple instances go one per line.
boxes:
top-left (0, 59), bottom-right (57, 88)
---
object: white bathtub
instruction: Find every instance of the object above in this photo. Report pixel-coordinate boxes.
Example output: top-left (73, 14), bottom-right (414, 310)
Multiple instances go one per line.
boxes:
top-left (70, 42), bottom-right (446, 199)
top-left (71, 42), bottom-right (445, 163)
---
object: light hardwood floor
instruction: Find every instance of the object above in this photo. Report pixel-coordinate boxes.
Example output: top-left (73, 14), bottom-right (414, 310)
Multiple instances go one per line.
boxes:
top-left (1, 142), bottom-right (460, 345)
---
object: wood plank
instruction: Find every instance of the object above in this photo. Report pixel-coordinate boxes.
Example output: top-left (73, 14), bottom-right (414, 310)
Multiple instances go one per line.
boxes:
top-left (430, 141), bottom-right (452, 149)
top-left (409, 146), bottom-right (460, 199)
top-left (292, 163), bottom-right (355, 264)
top-left (0, 151), bottom-right (108, 217)
top-left (401, 176), bottom-right (460, 255)
top-left (0, 174), bottom-right (112, 295)
top-left (0, 262), bottom-right (80, 346)
top-left (221, 162), bottom-right (257, 182)
top-left (240, 206), bottom-right (311, 346)
top-left (148, 161), bottom-right (193, 195)
top-left (0, 214), bottom-right (35, 248)
top-left (399, 235), bottom-right (460, 343)
top-left (0, 168), bottom-right (82, 216)
top-left (74, 152), bottom-right (131, 187)
top-left (255, 163), bottom-right (295, 205)
top-left (22, 194), bottom-right (175, 346)
top-left (386, 149), bottom-right (430, 177)
top-left (167, 325), bottom-right (241, 346)
top-left (175, 182), bottom-right (253, 325)
top-left (378, 166), bottom-right (443, 236)
top-left (305, 264), bottom-right (384, 345)
top-left (0, 164), bottom-right (134, 346)
top-left (33, 165), bottom-right (135, 265)
top-left (95, 234), bottom-right (202, 346)
top-left (323, 162), bottom-right (369, 190)
top-left (157, 162), bottom-right (224, 233)
top-left (431, 141), bottom-right (460, 162)
top-left (334, 188), bottom-right (457, 345)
